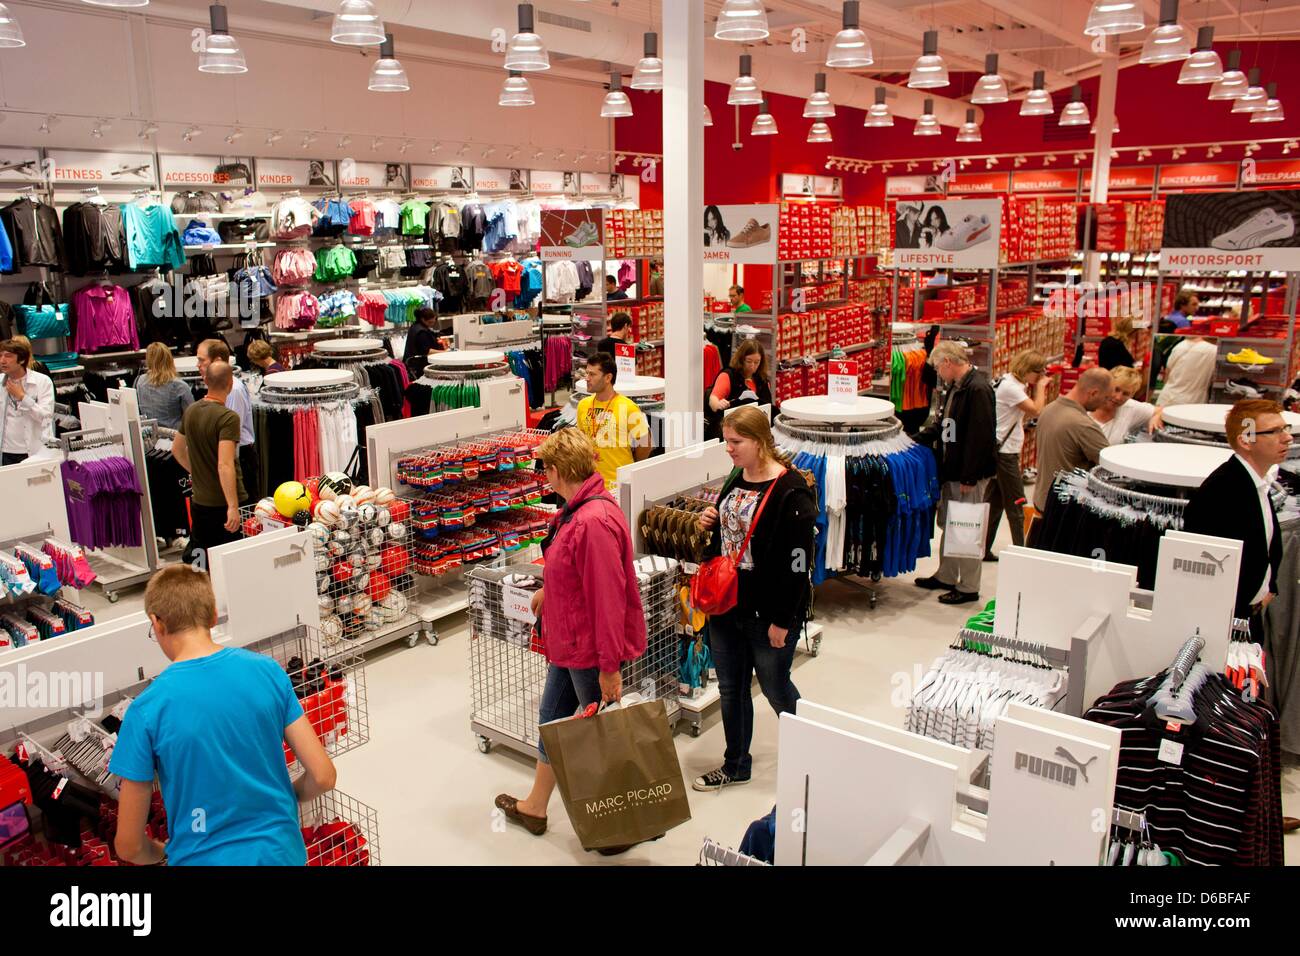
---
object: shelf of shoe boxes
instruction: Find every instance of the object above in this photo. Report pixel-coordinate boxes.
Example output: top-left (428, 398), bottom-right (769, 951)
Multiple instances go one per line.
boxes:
top-left (769, 203), bottom-right (892, 401)
top-left (630, 302), bottom-right (667, 377)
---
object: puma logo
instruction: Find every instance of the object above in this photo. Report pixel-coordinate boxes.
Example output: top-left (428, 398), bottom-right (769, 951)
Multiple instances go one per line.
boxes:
top-left (1200, 551), bottom-right (1229, 573)
top-left (1054, 746), bottom-right (1098, 783)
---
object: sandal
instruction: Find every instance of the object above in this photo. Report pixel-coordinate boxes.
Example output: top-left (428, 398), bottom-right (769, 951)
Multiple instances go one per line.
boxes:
top-left (494, 794), bottom-right (547, 836)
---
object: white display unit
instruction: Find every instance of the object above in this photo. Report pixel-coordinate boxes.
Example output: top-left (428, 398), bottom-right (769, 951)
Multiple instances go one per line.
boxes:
top-left (1099, 442), bottom-right (1231, 488)
top-left (207, 529), bottom-right (321, 647)
top-left (1161, 402), bottom-right (1300, 434)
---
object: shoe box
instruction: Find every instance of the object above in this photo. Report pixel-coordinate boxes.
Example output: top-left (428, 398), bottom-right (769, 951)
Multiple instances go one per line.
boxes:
top-left (1000, 198), bottom-right (1077, 263)
top-left (992, 308), bottom-right (1068, 376)
top-left (635, 344), bottom-right (664, 377)
top-left (848, 275), bottom-right (891, 312)
top-left (603, 209), bottom-right (663, 259)
top-left (775, 303), bottom-right (883, 362)
top-left (1092, 200), bottom-right (1165, 253)
top-left (921, 284), bottom-right (979, 320)
top-left (778, 202), bottom-right (889, 261)
top-left (627, 302), bottom-right (664, 340)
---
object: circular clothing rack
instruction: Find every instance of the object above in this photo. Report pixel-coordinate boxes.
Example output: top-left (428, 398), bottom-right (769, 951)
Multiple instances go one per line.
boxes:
top-left (263, 369), bottom-right (355, 389)
top-left (314, 337), bottom-right (385, 355)
top-left (426, 349), bottom-right (507, 368)
top-left (779, 395), bottom-right (895, 425)
top-left (1099, 443), bottom-right (1231, 489)
top-left (1161, 403), bottom-right (1300, 435)
top-left (174, 356), bottom-right (200, 374)
top-left (572, 375), bottom-right (666, 399)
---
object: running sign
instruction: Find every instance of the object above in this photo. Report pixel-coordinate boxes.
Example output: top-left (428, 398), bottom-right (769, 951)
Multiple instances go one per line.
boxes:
top-left (893, 198), bottom-right (1002, 270)
top-left (1159, 190), bottom-right (1300, 272)
top-left (540, 210), bottom-right (603, 261)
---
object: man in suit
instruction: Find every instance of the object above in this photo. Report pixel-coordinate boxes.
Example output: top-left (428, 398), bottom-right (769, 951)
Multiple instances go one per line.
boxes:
top-left (1183, 399), bottom-right (1293, 636)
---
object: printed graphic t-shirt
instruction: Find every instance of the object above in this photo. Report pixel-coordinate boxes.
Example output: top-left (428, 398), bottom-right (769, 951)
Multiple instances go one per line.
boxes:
top-left (720, 475), bottom-right (778, 569)
top-left (576, 393), bottom-right (649, 490)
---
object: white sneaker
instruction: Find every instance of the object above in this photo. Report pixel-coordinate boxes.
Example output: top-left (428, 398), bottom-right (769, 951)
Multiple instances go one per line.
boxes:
top-left (935, 214), bottom-right (993, 251)
top-left (1211, 207), bottom-right (1296, 250)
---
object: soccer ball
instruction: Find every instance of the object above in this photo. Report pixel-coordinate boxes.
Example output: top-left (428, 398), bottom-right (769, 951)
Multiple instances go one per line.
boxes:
top-left (318, 472), bottom-right (353, 500)
top-left (273, 481), bottom-right (312, 519)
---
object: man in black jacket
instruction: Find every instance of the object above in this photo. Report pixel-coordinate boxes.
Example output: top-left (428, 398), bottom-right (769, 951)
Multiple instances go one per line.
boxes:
top-left (915, 340), bottom-right (997, 604)
top-left (1183, 399), bottom-right (1293, 639)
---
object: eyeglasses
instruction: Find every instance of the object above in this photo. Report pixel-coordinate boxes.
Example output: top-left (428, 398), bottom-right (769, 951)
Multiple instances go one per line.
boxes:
top-left (1253, 427), bottom-right (1293, 437)
top-left (147, 623), bottom-right (158, 643)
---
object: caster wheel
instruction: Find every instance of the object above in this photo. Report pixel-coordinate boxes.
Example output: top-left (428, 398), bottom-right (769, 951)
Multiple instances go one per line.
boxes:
top-left (427, 631), bottom-right (439, 646)
top-left (106, 591), bottom-right (119, 604)
top-left (406, 634), bottom-right (419, 648)
top-left (870, 595), bottom-right (878, 609)
top-left (810, 640), bottom-right (822, 658)
top-left (476, 736), bottom-right (491, 754)
top-left (690, 724), bottom-right (701, 738)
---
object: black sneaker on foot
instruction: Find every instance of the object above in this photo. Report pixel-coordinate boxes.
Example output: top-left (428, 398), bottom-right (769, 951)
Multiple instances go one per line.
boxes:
top-left (692, 767), bottom-right (751, 792)
top-left (938, 589), bottom-right (980, 605)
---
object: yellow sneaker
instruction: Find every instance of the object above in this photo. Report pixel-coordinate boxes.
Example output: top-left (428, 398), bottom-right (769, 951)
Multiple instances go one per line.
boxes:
top-left (1227, 348), bottom-right (1274, 365)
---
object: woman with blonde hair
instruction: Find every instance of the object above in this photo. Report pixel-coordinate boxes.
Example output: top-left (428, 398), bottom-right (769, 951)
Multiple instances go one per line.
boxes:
top-left (1092, 364), bottom-right (1163, 444)
top-left (693, 405), bottom-right (816, 792)
top-left (133, 342), bottom-right (193, 430)
top-left (985, 349), bottom-right (1048, 557)
top-left (705, 338), bottom-right (772, 440)
top-left (1099, 315), bottom-right (1137, 370)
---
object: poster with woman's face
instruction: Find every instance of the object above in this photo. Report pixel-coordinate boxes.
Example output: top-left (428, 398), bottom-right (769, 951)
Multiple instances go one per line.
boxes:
top-left (702, 204), bottom-right (777, 263)
top-left (893, 198), bottom-right (1001, 269)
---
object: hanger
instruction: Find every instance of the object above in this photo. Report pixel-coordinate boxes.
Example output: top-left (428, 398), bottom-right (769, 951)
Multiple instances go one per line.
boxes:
top-left (1150, 633), bottom-right (1207, 724)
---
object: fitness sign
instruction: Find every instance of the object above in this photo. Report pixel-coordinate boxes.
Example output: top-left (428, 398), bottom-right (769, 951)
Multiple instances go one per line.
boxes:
top-left (893, 198), bottom-right (1002, 270)
top-left (1160, 189), bottom-right (1300, 271)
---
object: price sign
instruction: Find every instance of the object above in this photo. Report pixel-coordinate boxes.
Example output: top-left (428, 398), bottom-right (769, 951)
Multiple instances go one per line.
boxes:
top-left (502, 584), bottom-right (536, 625)
top-left (828, 359), bottom-right (858, 402)
top-left (615, 343), bottom-right (636, 379)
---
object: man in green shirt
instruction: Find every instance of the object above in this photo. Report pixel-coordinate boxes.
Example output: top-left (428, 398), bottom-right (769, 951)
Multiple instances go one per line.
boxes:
top-left (729, 285), bottom-right (752, 314)
top-left (172, 361), bottom-right (247, 569)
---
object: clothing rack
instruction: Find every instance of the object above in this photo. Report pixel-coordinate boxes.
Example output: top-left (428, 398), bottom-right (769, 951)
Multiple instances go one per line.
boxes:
top-left (1085, 467), bottom-right (1190, 510)
top-left (257, 383), bottom-right (361, 406)
top-left (774, 414), bottom-right (904, 444)
top-left (698, 837), bottom-right (770, 867)
top-left (1166, 633), bottom-right (1206, 697)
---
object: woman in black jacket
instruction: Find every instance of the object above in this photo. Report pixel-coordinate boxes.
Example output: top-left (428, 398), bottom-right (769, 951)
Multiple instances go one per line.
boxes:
top-left (704, 339), bottom-right (773, 440)
top-left (693, 406), bottom-right (816, 792)
top-left (1098, 316), bottom-right (1137, 370)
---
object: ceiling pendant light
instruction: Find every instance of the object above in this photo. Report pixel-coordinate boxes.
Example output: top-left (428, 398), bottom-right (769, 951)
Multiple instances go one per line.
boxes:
top-left (498, 70), bottom-right (535, 107)
top-left (727, 54), bottom-right (762, 106)
top-left (1020, 70), bottom-right (1053, 116)
top-left (1178, 26), bottom-right (1222, 83)
top-left (864, 87), bottom-right (893, 127)
top-left (807, 120), bottom-right (832, 144)
top-left (198, 4), bottom-right (247, 74)
top-left (1083, 0), bottom-right (1143, 36)
top-left (913, 98), bottom-right (940, 136)
top-left (826, 1), bottom-right (873, 69)
top-left (971, 54), bottom-right (1008, 104)
top-left (631, 32), bottom-right (663, 90)
top-left (956, 108), bottom-right (982, 142)
top-left (752, 99), bottom-right (778, 136)
top-left (368, 33), bottom-right (409, 91)
top-left (505, 3), bottom-right (549, 71)
top-left (714, 0), bottom-right (769, 42)
top-left (908, 30), bottom-right (949, 89)
top-left (1209, 50), bottom-right (1248, 99)
top-left (1059, 84), bottom-right (1090, 126)
top-left (704, 104), bottom-right (714, 126)
top-left (1139, 0), bottom-right (1191, 64)
top-left (803, 73), bottom-right (836, 118)
top-left (601, 71), bottom-right (633, 118)
top-left (82, 0), bottom-right (149, 7)
top-left (0, 3), bottom-right (24, 48)
top-left (331, 0), bottom-right (385, 46)
top-left (1251, 83), bottom-right (1284, 123)
top-left (1232, 68), bottom-right (1269, 112)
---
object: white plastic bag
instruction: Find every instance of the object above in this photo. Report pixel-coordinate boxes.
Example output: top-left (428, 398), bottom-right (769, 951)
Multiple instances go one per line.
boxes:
top-left (942, 500), bottom-right (989, 560)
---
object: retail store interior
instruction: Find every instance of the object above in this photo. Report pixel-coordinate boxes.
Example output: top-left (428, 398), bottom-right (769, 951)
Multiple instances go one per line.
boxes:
top-left (0, 0), bottom-right (1299, 869)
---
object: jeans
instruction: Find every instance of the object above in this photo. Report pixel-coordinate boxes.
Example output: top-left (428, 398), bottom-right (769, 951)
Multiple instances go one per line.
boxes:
top-left (984, 452), bottom-right (1027, 551)
top-left (935, 479), bottom-right (991, 595)
top-left (1, 452), bottom-right (27, 466)
top-left (710, 610), bottom-right (801, 779)
top-left (536, 663), bottom-right (602, 764)
top-left (184, 502), bottom-right (240, 568)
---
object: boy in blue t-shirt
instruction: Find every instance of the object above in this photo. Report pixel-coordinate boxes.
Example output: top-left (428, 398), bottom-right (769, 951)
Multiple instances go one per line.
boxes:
top-left (109, 566), bottom-right (337, 866)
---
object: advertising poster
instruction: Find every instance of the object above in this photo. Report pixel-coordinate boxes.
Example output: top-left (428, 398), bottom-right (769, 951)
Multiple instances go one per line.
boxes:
top-left (257, 158), bottom-right (334, 188)
top-left (160, 154), bottom-right (254, 187)
top-left (409, 164), bottom-right (470, 190)
top-left (702, 204), bottom-right (777, 264)
top-left (541, 209), bottom-right (603, 260)
top-left (48, 150), bottom-right (156, 186)
top-left (893, 198), bottom-right (1002, 269)
top-left (339, 161), bottom-right (408, 189)
top-left (1160, 190), bottom-right (1300, 271)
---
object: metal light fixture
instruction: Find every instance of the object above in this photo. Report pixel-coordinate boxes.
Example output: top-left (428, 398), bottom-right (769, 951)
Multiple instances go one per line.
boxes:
top-left (265, 130), bottom-right (282, 145)
top-left (331, 0), bottom-right (385, 46)
top-left (909, 30), bottom-right (948, 89)
top-left (913, 98), bottom-right (940, 135)
top-left (1251, 83), bottom-right (1284, 123)
top-left (368, 33), bottom-right (409, 91)
top-left (1232, 68), bottom-right (1269, 112)
top-left (1209, 50), bottom-right (1248, 100)
top-left (971, 54), bottom-right (1008, 104)
top-left (505, 3), bottom-right (549, 71)
top-left (826, 1), bottom-right (873, 69)
top-left (601, 71), bottom-right (632, 118)
top-left (631, 33), bottom-right (663, 90)
top-left (1178, 26), bottom-right (1222, 83)
top-left (1139, 0), bottom-right (1191, 64)
top-left (807, 120), bottom-right (832, 143)
top-left (714, 0), bottom-right (769, 42)
top-left (225, 128), bottom-right (243, 145)
top-left (82, 0), bottom-right (149, 6)
top-left (1020, 70), bottom-right (1053, 116)
top-left (499, 71), bottom-right (535, 107)
top-left (0, 3), bottom-right (22, 48)
top-left (752, 99), bottom-right (778, 136)
top-left (138, 122), bottom-right (160, 139)
top-left (182, 125), bottom-right (202, 142)
top-left (728, 54), bottom-right (762, 106)
top-left (1084, 0), bottom-right (1144, 36)
top-left (198, 4), bottom-right (246, 73)
top-left (704, 104), bottom-right (713, 126)
top-left (1059, 84), bottom-right (1090, 126)
top-left (956, 108), bottom-right (981, 142)
top-left (803, 73), bottom-right (835, 118)
top-left (864, 87), bottom-right (893, 127)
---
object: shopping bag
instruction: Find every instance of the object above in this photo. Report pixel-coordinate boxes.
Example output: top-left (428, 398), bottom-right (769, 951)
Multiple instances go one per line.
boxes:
top-left (539, 699), bottom-right (691, 850)
top-left (942, 499), bottom-right (989, 560)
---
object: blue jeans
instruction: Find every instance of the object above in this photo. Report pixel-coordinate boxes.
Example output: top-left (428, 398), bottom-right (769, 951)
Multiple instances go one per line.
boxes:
top-left (710, 611), bottom-right (801, 779)
top-left (536, 663), bottom-right (602, 764)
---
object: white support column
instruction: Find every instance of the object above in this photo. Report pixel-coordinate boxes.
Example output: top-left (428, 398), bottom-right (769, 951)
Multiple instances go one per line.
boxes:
top-left (1084, 41), bottom-right (1120, 284)
top-left (662, 0), bottom-right (705, 447)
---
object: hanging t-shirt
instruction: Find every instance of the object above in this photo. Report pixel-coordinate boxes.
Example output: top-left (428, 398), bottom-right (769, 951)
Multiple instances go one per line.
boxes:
top-left (399, 200), bottom-right (431, 236)
top-left (576, 393), bottom-right (649, 490)
top-left (994, 374), bottom-right (1030, 454)
top-left (824, 453), bottom-right (847, 571)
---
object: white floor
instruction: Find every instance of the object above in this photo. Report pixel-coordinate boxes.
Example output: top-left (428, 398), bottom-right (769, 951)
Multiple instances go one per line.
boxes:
top-left (81, 526), bottom-right (1300, 866)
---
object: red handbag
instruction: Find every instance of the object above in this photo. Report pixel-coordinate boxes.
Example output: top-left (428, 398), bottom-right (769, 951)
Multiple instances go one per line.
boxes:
top-left (690, 471), bottom-right (783, 615)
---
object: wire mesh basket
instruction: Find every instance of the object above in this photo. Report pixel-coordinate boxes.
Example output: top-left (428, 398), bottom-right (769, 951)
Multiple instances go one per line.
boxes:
top-left (467, 555), bottom-right (684, 756)
top-left (247, 622), bottom-right (370, 774)
top-left (300, 789), bottom-right (381, 867)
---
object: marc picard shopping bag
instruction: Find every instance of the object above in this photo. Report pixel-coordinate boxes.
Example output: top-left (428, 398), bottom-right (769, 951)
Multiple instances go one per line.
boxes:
top-left (539, 699), bottom-right (691, 850)
top-left (942, 499), bottom-right (990, 560)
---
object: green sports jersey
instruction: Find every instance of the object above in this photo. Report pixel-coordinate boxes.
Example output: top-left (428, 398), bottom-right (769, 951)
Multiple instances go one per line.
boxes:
top-left (890, 348), bottom-right (905, 408)
top-left (314, 245), bottom-right (357, 283)
top-left (400, 200), bottom-right (431, 236)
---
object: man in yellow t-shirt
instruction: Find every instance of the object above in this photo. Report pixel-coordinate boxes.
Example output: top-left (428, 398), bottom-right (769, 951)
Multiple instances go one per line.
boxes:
top-left (576, 352), bottom-right (651, 490)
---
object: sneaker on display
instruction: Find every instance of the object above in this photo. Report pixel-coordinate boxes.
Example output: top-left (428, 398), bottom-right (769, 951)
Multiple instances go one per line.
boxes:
top-left (727, 218), bottom-right (771, 249)
top-left (935, 214), bottom-right (993, 251)
top-left (1211, 207), bottom-right (1296, 250)
top-left (692, 767), bottom-right (750, 792)
top-left (1226, 378), bottom-right (1264, 399)
top-left (1226, 347), bottom-right (1274, 366)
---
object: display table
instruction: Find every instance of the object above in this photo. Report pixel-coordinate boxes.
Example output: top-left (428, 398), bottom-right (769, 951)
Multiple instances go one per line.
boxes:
top-left (1161, 403), bottom-right (1300, 434)
top-left (779, 395), bottom-right (895, 424)
top-left (1099, 443), bottom-right (1231, 489)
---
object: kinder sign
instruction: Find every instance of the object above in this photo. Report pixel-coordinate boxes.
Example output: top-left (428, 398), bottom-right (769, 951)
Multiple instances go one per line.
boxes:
top-left (475, 167), bottom-right (528, 192)
top-left (409, 164), bottom-right (472, 190)
top-left (340, 161), bottom-right (408, 189)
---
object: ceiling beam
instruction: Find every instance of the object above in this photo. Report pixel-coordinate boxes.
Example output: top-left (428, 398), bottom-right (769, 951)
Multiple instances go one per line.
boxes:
top-left (976, 0), bottom-right (1096, 53)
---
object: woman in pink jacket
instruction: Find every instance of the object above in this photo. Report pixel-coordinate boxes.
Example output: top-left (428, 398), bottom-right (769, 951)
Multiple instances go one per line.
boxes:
top-left (495, 428), bottom-right (647, 839)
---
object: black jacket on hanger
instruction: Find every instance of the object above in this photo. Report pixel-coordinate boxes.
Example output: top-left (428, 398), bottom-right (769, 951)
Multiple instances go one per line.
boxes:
top-left (2, 198), bottom-right (64, 268)
top-left (1183, 455), bottom-right (1283, 618)
top-left (63, 203), bottom-right (126, 276)
top-left (916, 366), bottom-right (997, 485)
